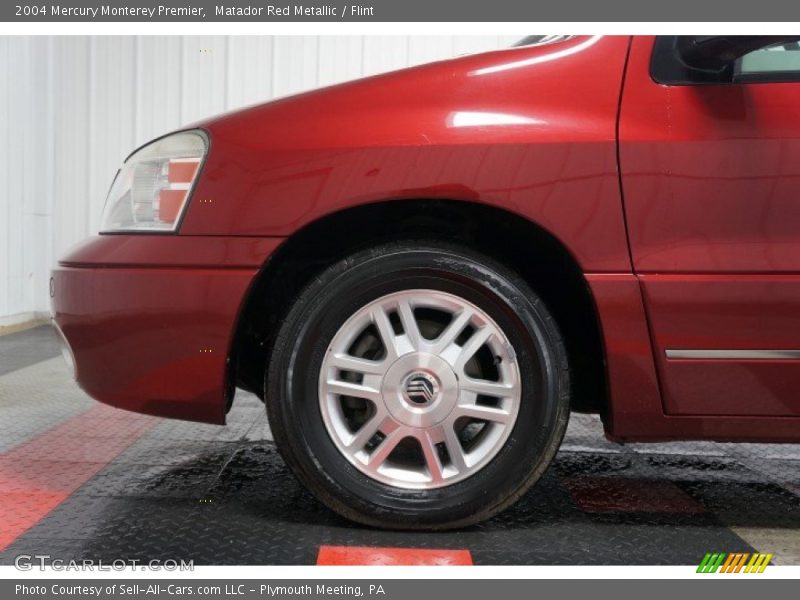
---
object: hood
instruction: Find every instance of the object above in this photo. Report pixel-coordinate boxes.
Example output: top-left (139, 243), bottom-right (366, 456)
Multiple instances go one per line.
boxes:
top-left (196, 36), bottom-right (618, 150)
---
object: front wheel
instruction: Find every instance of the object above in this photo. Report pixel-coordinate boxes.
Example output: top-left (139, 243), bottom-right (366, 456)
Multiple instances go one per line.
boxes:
top-left (266, 242), bottom-right (570, 529)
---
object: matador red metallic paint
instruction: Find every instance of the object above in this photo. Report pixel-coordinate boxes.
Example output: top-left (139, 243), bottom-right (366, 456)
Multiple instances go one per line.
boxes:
top-left (52, 236), bottom-right (281, 423)
top-left (51, 35), bottom-right (800, 442)
top-left (184, 36), bottom-right (632, 272)
top-left (619, 36), bottom-right (800, 436)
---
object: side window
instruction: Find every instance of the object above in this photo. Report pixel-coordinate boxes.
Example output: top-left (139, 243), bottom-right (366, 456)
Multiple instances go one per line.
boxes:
top-left (735, 41), bottom-right (800, 83)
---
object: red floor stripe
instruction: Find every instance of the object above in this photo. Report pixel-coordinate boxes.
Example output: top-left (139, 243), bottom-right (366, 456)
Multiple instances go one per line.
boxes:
top-left (0, 405), bottom-right (157, 551)
top-left (317, 545), bottom-right (473, 566)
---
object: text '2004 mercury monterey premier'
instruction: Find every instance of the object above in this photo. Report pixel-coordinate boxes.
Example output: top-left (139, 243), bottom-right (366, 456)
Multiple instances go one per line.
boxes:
top-left (52, 36), bottom-right (800, 528)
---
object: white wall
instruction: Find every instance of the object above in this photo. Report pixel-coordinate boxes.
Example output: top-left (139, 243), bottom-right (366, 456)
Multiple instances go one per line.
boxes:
top-left (0, 35), bottom-right (520, 323)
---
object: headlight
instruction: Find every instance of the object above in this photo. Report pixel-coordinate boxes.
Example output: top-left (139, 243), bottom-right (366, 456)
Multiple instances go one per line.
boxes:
top-left (100, 130), bottom-right (207, 233)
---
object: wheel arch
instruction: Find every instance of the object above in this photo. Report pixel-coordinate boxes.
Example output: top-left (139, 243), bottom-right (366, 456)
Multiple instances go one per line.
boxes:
top-left (230, 198), bottom-right (610, 421)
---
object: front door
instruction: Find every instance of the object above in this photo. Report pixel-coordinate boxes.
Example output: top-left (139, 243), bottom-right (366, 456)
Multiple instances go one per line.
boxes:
top-left (620, 36), bottom-right (800, 417)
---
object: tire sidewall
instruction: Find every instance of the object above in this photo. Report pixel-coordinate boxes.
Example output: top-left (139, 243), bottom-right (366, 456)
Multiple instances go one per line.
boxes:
top-left (267, 245), bottom-right (568, 528)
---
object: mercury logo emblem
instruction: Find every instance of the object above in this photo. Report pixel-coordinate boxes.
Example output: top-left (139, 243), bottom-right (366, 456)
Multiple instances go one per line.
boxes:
top-left (404, 373), bottom-right (438, 405)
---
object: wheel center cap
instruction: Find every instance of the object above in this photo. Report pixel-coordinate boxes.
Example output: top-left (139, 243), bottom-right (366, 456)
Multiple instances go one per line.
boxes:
top-left (402, 372), bottom-right (440, 406)
top-left (382, 353), bottom-right (459, 428)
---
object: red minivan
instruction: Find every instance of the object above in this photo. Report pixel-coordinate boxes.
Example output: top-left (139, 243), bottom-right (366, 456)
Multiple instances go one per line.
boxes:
top-left (52, 36), bottom-right (800, 528)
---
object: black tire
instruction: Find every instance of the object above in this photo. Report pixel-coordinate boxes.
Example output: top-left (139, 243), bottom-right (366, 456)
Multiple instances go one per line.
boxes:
top-left (266, 242), bottom-right (570, 529)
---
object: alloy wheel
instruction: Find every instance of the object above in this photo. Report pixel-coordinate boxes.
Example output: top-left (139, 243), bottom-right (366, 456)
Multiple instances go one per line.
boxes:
top-left (318, 289), bottom-right (522, 489)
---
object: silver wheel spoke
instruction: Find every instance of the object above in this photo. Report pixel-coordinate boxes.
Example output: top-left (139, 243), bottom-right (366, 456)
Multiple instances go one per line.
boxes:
top-left (431, 309), bottom-right (473, 354)
top-left (443, 423), bottom-right (468, 473)
top-left (460, 378), bottom-right (515, 399)
top-left (346, 412), bottom-right (391, 451)
top-left (328, 353), bottom-right (386, 376)
top-left (370, 305), bottom-right (400, 360)
top-left (397, 299), bottom-right (423, 351)
top-left (419, 430), bottom-right (445, 483)
top-left (453, 327), bottom-right (493, 374)
top-left (455, 402), bottom-right (513, 424)
top-left (323, 379), bottom-right (381, 403)
top-left (366, 427), bottom-right (406, 471)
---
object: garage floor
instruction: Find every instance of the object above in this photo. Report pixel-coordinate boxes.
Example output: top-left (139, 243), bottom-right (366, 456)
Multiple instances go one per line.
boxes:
top-left (1, 326), bottom-right (799, 566)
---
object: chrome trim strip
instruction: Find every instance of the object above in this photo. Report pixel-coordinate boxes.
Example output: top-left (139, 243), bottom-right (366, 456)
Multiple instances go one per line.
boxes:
top-left (665, 349), bottom-right (800, 360)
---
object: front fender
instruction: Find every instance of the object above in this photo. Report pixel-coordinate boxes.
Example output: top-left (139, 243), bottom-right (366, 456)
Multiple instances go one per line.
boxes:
top-left (181, 36), bottom-right (633, 273)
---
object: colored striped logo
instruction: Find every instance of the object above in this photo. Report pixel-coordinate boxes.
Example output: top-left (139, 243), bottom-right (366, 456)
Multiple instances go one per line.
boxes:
top-left (697, 552), bottom-right (773, 573)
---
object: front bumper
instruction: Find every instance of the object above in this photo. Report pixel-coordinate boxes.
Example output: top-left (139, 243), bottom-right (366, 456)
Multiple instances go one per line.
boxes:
top-left (51, 235), bottom-right (282, 424)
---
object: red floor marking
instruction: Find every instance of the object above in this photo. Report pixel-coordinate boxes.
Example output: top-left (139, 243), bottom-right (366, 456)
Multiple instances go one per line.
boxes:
top-left (563, 477), bottom-right (704, 514)
top-left (317, 545), bottom-right (473, 566)
top-left (0, 405), bottom-right (157, 551)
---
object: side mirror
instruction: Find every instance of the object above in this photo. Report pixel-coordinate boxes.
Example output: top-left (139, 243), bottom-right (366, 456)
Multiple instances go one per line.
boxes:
top-left (676, 36), bottom-right (800, 73)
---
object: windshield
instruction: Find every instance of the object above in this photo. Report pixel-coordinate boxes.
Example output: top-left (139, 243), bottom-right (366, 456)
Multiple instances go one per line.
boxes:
top-left (514, 35), bottom-right (574, 47)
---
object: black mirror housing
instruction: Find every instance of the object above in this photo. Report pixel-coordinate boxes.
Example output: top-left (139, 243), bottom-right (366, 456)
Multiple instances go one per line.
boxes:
top-left (652, 35), bottom-right (800, 85)
top-left (677, 36), bottom-right (800, 72)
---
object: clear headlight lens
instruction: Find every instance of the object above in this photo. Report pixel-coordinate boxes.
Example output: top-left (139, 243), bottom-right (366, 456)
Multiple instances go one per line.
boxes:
top-left (100, 131), bottom-right (207, 233)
